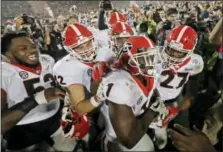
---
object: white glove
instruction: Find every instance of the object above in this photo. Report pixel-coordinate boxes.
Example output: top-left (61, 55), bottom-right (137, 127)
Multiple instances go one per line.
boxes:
top-left (149, 97), bottom-right (169, 129)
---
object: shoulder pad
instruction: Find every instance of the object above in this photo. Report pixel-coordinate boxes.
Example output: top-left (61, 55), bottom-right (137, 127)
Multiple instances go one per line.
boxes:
top-left (190, 54), bottom-right (204, 75)
top-left (1, 62), bottom-right (17, 77)
top-left (53, 56), bottom-right (86, 87)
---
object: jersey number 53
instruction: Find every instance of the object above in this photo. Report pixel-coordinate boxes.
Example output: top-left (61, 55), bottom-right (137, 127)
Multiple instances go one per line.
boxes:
top-left (23, 74), bottom-right (56, 96)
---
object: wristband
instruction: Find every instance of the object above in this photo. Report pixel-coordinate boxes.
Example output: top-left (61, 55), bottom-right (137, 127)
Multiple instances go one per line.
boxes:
top-left (34, 90), bottom-right (48, 104)
top-left (90, 96), bottom-right (100, 107)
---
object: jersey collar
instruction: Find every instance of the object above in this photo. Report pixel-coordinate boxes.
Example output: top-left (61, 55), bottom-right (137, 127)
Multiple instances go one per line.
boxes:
top-left (130, 75), bottom-right (154, 96)
top-left (170, 57), bottom-right (191, 74)
top-left (9, 62), bottom-right (42, 75)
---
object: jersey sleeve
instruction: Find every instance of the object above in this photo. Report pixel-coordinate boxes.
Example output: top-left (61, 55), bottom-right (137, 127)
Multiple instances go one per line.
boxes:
top-left (190, 54), bottom-right (204, 76)
top-left (95, 47), bottom-right (116, 63)
top-left (95, 30), bottom-right (110, 47)
top-left (1, 63), bottom-right (14, 94)
top-left (53, 61), bottom-right (83, 87)
top-left (102, 75), bottom-right (135, 107)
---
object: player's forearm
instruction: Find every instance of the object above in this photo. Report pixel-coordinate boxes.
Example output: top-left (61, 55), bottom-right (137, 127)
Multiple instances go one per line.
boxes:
top-left (124, 109), bottom-right (157, 149)
top-left (182, 74), bottom-right (202, 110)
top-left (136, 109), bottom-right (158, 132)
top-left (1, 97), bottom-right (38, 134)
top-left (209, 18), bottom-right (222, 45)
top-left (98, 10), bottom-right (108, 30)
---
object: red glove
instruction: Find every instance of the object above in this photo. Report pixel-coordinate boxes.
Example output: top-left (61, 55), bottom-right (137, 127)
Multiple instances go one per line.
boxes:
top-left (161, 106), bottom-right (181, 127)
top-left (61, 106), bottom-right (90, 140)
top-left (92, 61), bottom-right (111, 81)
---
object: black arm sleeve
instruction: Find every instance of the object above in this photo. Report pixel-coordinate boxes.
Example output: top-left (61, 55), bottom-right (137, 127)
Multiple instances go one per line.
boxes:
top-left (1, 97), bottom-right (38, 134)
top-left (185, 73), bottom-right (202, 99)
top-left (212, 56), bottom-right (223, 90)
top-left (98, 10), bottom-right (108, 30)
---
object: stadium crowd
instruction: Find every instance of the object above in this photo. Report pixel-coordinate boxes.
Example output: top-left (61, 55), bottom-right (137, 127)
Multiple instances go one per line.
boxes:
top-left (1, 1), bottom-right (222, 152)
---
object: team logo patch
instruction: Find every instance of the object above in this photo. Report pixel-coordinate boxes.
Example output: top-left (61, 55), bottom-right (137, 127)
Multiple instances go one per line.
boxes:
top-left (87, 69), bottom-right (93, 77)
top-left (137, 96), bottom-right (143, 105)
top-left (19, 71), bottom-right (29, 79)
top-left (162, 62), bottom-right (168, 69)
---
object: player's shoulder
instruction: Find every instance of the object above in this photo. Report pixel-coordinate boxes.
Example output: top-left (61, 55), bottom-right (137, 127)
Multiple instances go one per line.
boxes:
top-left (186, 53), bottom-right (204, 75)
top-left (53, 54), bottom-right (83, 75)
top-left (1, 62), bottom-right (17, 77)
top-left (190, 53), bottom-right (203, 64)
top-left (104, 69), bottom-right (135, 87)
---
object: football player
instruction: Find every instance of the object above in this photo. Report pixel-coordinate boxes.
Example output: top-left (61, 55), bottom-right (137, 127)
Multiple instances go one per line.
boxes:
top-left (1, 32), bottom-right (76, 151)
top-left (99, 36), bottom-right (169, 151)
top-left (156, 25), bottom-right (204, 120)
top-left (53, 23), bottom-right (108, 115)
top-left (151, 25), bottom-right (204, 149)
top-left (53, 23), bottom-right (112, 147)
top-left (95, 22), bottom-right (135, 68)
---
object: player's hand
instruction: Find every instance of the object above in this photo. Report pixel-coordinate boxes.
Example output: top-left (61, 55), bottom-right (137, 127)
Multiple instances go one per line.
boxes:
top-left (168, 124), bottom-right (217, 152)
top-left (61, 107), bottom-right (90, 140)
top-left (44, 88), bottom-right (65, 101)
top-left (34, 88), bottom-right (65, 104)
top-left (161, 106), bottom-right (180, 127)
top-left (61, 105), bottom-right (76, 138)
top-left (149, 97), bottom-right (180, 128)
top-left (99, 1), bottom-right (104, 11)
top-left (92, 61), bottom-right (111, 81)
top-left (150, 106), bottom-right (180, 129)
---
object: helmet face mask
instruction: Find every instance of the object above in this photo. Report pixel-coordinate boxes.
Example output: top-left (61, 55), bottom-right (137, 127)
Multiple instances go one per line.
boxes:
top-left (110, 22), bottom-right (134, 56)
top-left (163, 25), bottom-right (198, 66)
top-left (128, 48), bottom-right (160, 77)
top-left (63, 24), bottom-right (97, 62)
top-left (69, 39), bottom-right (97, 62)
top-left (112, 36), bottom-right (130, 55)
top-left (162, 41), bottom-right (194, 65)
top-left (162, 42), bottom-right (193, 65)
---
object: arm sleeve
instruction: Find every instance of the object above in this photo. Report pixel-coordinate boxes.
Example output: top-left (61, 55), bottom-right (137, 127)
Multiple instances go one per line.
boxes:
top-left (98, 10), bottom-right (108, 30)
top-left (212, 57), bottom-right (223, 90)
top-left (185, 73), bottom-right (202, 98)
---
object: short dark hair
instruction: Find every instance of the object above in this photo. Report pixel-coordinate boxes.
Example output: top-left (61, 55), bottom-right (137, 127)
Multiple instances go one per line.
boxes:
top-left (69, 14), bottom-right (78, 20)
top-left (1, 32), bottom-right (28, 55)
top-left (166, 8), bottom-right (178, 16)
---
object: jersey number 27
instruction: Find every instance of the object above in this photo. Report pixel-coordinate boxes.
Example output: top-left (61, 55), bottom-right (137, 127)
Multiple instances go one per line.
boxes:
top-left (160, 70), bottom-right (189, 89)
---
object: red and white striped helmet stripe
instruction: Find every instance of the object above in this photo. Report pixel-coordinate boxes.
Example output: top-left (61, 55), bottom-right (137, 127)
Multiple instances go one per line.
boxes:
top-left (115, 12), bottom-right (120, 22)
top-left (69, 24), bottom-right (82, 38)
top-left (144, 36), bottom-right (154, 48)
top-left (120, 22), bottom-right (126, 31)
top-left (176, 26), bottom-right (189, 43)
